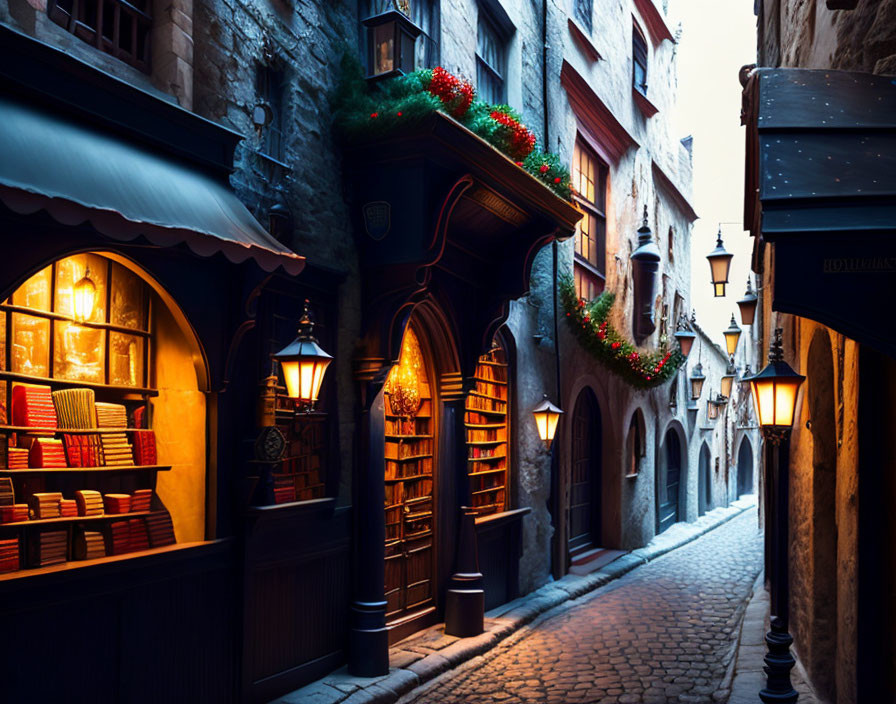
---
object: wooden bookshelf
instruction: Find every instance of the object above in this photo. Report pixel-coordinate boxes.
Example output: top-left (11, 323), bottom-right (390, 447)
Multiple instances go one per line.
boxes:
top-left (0, 465), bottom-right (171, 475)
top-left (465, 344), bottom-right (510, 518)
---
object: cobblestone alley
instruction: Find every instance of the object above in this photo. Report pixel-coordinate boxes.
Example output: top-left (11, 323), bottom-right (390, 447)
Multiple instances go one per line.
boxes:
top-left (400, 509), bottom-right (763, 704)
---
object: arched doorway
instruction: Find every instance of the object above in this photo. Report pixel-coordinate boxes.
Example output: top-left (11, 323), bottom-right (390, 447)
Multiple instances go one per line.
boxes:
top-left (806, 328), bottom-right (837, 701)
top-left (658, 428), bottom-right (682, 533)
top-left (698, 443), bottom-right (711, 516)
top-left (568, 388), bottom-right (601, 559)
top-left (737, 439), bottom-right (754, 496)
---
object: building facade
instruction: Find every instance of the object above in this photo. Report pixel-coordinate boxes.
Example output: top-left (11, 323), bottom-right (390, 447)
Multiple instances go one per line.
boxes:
top-left (744, 1), bottom-right (896, 701)
top-left (0, 0), bottom-right (753, 700)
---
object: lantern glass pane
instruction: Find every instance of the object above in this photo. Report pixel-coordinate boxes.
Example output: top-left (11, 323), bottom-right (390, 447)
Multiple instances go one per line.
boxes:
top-left (724, 331), bottom-right (741, 356)
top-left (708, 255), bottom-right (732, 285)
top-left (534, 411), bottom-right (548, 440)
top-left (713, 282), bottom-right (726, 297)
top-left (373, 24), bottom-right (395, 74)
top-left (752, 379), bottom-right (776, 427)
top-left (400, 29), bottom-right (416, 73)
top-left (738, 299), bottom-right (757, 326)
top-left (311, 358), bottom-right (332, 402)
top-left (546, 412), bottom-right (560, 441)
top-left (281, 359), bottom-right (300, 400)
top-left (690, 377), bottom-right (704, 400)
top-left (721, 375), bottom-right (733, 398)
top-left (774, 380), bottom-right (800, 427)
top-left (679, 336), bottom-right (694, 357)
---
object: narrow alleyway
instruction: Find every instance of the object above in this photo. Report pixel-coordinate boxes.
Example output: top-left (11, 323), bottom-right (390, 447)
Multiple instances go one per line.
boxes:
top-left (400, 509), bottom-right (762, 704)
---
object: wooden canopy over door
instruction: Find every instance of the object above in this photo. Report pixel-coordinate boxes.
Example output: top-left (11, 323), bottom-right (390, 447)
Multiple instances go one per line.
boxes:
top-left (568, 389), bottom-right (600, 556)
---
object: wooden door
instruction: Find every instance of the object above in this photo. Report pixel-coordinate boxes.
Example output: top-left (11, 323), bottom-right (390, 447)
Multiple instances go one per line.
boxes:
top-left (698, 444), bottom-right (711, 516)
top-left (568, 390), bottom-right (600, 553)
top-left (658, 431), bottom-right (681, 533)
top-left (737, 439), bottom-right (753, 496)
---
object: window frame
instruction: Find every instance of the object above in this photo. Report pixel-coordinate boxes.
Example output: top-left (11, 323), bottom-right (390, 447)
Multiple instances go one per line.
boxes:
top-left (572, 0), bottom-right (593, 34)
top-left (571, 137), bottom-right (608, 302)
top-left (632, 22), bottom-right (648, 95)
top-left (476, 5), bottom-right (508, 105)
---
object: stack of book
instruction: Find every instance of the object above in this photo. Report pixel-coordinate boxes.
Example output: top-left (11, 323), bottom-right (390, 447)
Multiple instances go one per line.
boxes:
top-left (62, 434), bottom-right (103, 468)
top-left (128, 518), bottom-right (150, 552)
top-left (95, 402), bottom-right (128, 428)
top-left (73, 529), bottom-right (105, 560)
top-left (108, 520), bottom-right (131, 555)
top-left (100, 433), bottom-right (134, 466)
top-left (130, 489), bottom-right (152, 513)
top-left (0, 505), bottom-right (28, 523)
top-left (31, 492), bottom-right (63, 519)
top-left (75, 489), bottom-right (104, 516)
top-left (59, 499), bottom-right (78, 517)
top-left (33, 530), bottom-right (67, 566)
top-left (52, 388), bottom-right (96, 429)
top-left (0, 538), bottom-right (19, 573)
top-left (28, 438), bottom-right (67, 468)
top-left (145, 511), bottom-right (176, 547)
top-left (103, 494), bottom-right (131, 514)
top-left (7, 447), bottom-right (29, 469)
top-left (273, 475), bottom-right (297, 504)
top-left (12, 384), bottom-right (57, 429)
top-left (132, 430), bottom-right (157, 466)
top-left (0, 478), bottom-right (13, 506)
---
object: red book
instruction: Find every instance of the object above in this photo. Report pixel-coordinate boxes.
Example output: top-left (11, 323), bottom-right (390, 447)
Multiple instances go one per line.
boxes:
top-left (103, 494), bottom-right (131, 515)
top-left (11, 384), bottom-right (57, 429)
top-left (128, 519), bottom-right (150, 552)
top-left (108, 520), bottom-right (131, 555)
top-left (132, 430), bottom-right (157, 466)
top-left (59, 499), bottom-right (77, 517)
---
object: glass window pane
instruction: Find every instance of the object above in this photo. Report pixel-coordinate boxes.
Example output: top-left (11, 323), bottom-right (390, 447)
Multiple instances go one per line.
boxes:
top-left (110, 332), bottom-right (144, 387)
top-left (373, 24), bottom-right (395, 74)
top-left (110, 262), bottom-right (147, 330)
top-left (11, 314), bottom-right (50, 377)
top-left (54, 322), bottom-right (105, 383)
top-left (11, 266), bottom-right (52, 311)
top-left (55, 254), bottom-right (108, 323)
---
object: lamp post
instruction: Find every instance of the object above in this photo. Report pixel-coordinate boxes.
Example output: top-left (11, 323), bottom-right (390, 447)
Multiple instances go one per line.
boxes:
top-left (532, 395), bottom-right (563, 450)
top-left (746, 328), bottom-right (805, 704)
top-left (707, 227), bottom-right (734, 297)
top-left (272, 299), bottom-right (333, 411)
top-left (737, 278), bottom-right (759, 326)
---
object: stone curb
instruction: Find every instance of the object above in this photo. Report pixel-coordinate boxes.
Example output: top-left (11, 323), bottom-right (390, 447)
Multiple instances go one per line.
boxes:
top-left (274, 499), bottom-right (756, 704)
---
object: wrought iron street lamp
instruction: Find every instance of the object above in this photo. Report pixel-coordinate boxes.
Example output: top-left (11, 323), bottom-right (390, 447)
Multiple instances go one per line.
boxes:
top-left (273, 299), bottom-right (333, 410)
top-left (707, 227), bottom-right (734, 297)
top-left (631, 206), bottom-right (661, 341)
top-left (747, 328), bottom-right (806, 704)
top-left (689, 362), bottom-right (705, 401)
top-left (723, 314), bottom-right (742, 357)
top-left (362, 7), bottom-right (422, 81)
top-left (532, 395), bottom-right (563, 449)
top-left (737, 278), bottom-right (758, 326)
top-left (673, 314), bottom-right (696, 358)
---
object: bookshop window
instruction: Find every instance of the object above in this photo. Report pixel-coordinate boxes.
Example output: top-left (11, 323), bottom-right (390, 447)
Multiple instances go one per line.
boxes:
top-left (633, 23), bottom-right (648, 95)
top-left (47, 0), bottom-right (152, 73)
top-left (359, 0), bottom-right (440, 71)
top-left (0, 253), bottom-right (207, 577)
top-left (465, 338), bottom-right (510, 517)
top-left (572, 138), bottom-right (607, 302)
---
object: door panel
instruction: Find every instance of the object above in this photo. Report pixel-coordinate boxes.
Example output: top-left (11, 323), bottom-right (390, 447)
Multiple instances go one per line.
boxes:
top-left (568, 390), bottom-right (600, 554)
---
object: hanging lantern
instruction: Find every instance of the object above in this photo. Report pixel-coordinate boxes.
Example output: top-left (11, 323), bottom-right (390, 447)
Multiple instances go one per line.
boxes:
top-left (723, 314), bottom-right (742, 357)
top-left (73, 265), bottom-right (97, 323)
top-left (707, 396), bottom-right (720, 421)
top-left (362, 8), bottom-right (422, 81)
top-left (272, 300), bottom-right (333, 410)
top-left (386, 328), bottom-right (423, 419)
top-left (532, 395), bottom-right (563, 449)
top-left (631, 205), bottom-right (661, 341)
top-left (673, 314), bottom-right (696, 358)
top-left (737, 277), bottom-right (758, 326)
top-left (707, 227), bottom-right (734, 297)
top-left (746, 328), bottom-right (806, 434)
top-left (720, 359), bottom-right (737, 398)
top-left (689, 362), bottom-right (705, 400)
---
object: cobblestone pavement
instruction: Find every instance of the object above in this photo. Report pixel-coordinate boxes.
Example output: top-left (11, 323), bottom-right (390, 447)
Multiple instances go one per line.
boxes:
top-left (401, 509), bottom-right (763, 704)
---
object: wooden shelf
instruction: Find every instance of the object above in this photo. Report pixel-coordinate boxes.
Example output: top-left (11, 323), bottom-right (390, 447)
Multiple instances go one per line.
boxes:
top-left (476, 360), bottom-right (507, 368)
top-left (465, 422), bottom-right (506, 429)
top-left (385, 473), bottom-right (432, 483)
top-left (468, 391), bottom-right (507, 402)
top-left (0, 511), bottom-right (151, 528)
top-left (0, 304), bottom-right (151, 337)
top-left (464, 407), bottom-right (507, 416)
top-left (467, 439), bottom-right (506, 446)
top-left (385, 434), bottom-right (432, 440)
top-left (468, 455), bottom-right (506, 462)
top-left (473, 376), bottom-right (506, 385)
top-left (0, 465), bottom-right (170, 475)
top-left (469, 466), bottom-right (507, 477)
top-left (472, 486), bottom-right (504, 496)
top-left (388, 453), bottom-right (433, 462)
top-left (0, 425), bottom-right (143, 434)
top-left (0, 371), bottom-right (157, 397)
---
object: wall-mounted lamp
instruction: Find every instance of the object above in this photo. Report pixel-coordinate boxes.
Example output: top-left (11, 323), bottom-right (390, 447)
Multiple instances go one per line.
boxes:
top-left (689, 361), bottom-right (705, 401)
top-left (720, 358), bottom-right (737, 399)
top-left (737, 277), bottom-right (758, 326)
top-left (532, 395), bottom-right (563, 449)
top-left (272, 299), bottom-right (333, 411)
top-left (673, 314), bottom-right (696, 358)
top-left (362, 8), bottom-right (422, 81)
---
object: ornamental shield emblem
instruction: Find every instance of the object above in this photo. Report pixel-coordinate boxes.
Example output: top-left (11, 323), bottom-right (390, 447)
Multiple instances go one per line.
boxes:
top-left (363, 201), bottom-right (391, 241)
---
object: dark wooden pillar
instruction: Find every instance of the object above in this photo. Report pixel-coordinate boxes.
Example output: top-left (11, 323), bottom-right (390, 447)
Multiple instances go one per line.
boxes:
top-left (348, 361), bottom-right (389, 677)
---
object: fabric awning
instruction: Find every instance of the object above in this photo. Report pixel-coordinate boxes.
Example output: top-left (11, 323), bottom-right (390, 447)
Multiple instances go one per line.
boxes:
top-left (0, 95), bottom-right (304, 275)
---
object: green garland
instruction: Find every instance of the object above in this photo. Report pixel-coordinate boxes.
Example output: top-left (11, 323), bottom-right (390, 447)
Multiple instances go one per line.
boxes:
top-left (332, 58), bottom-right (572, 200)
top-left (560, 276), bottom-right (684, 389)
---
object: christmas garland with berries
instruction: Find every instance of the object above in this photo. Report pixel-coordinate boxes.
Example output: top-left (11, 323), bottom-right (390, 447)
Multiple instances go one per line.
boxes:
top-left (332, 58), bottom-right (572, 199)
top-left (560, 277), bottom-right (684, 389)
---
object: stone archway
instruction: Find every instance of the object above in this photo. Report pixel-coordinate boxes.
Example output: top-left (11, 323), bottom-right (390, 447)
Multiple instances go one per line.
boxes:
top-left (658, 423), bottom-right (687, 534)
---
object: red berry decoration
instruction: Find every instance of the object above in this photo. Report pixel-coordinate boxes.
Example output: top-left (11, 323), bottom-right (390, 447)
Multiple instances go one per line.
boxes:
top-left (489, 110), bottom-right (537, 160)
top-left (611, 342), bottom-right (621, 350)
top-left (397, 111), bottom-right (403, 116)
top-left (554, 177), bottom-right (562, 184)
top-left (370, 112), bottom-right (378, 118)
top-left (539, 164), bottom-right (550, 174)
top-left (427, 67), bottom-right (474, 118)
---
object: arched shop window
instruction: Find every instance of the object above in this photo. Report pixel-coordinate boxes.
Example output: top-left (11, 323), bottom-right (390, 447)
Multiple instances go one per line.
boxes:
top-left (0, 252), bottom-right (207, 576)
top-left (465, 339), bottom-right (510, 517)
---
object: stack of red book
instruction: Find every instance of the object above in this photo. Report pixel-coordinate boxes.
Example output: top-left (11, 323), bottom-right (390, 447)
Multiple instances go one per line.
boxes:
top-left (145, 511), bottom-right (176, 548)
top-left (74, 529), bottom-right (105, 560)
top-left (33, 530), bottom-right (67, 566)
top-left (128, 518), bottom-right (150, 552)
top-left (130, 489), bottom-right (152, 513)
top-left (132, 430), bottom-right (157, 466)
top-left (59, 499), bottom-right (78, 517)
top-left (100, 433), bottom-right (134, 467)
top-left (0, 505), bottom-right (28, 523)
top-left (28, 438), bottom-right (67, 468)
top-left (103, 493), bottom-right (131, 514)
top-left (95, 402), bottom-right (128, 428)
top-left (12, 384), bottom-right (57, 429)
top-left (75, 489), bottom-right (104, 517)
top-left (0, 538), bottom-right (19, 573)
top-left (108, 520), bottom-right (131, 555)
top-left (31, 492), bottom-right (62, 519)
top-left (273, 475), bottom-right (297, 504)
top-left (62, 434), bottom-right (102, 467)
top-left (7, 447), bottom-right (29, 469)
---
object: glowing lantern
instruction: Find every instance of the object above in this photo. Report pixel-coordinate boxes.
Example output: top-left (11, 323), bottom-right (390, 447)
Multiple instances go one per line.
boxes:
top-left (723, 314), bottom-right (742, 357)
top-left (747, 328), bottom-right (805, 433)
top-left (690, 362), bottom-right (705, 400)
top-left (707, 228), bottom-right (734, 297)
top-left (73, 266), bottom-right (97, 322)
top-left (720, 360), bottom-right (737, 398)
top-left (273, 300), bottom-right (333, 409)
top-left (362, 8), bottom-right (422, 80)
top-left (532, 395), bottom-right (563, 449)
